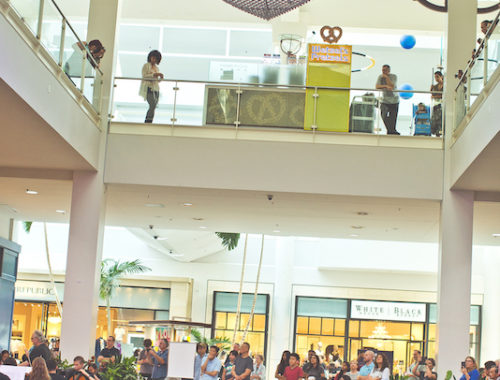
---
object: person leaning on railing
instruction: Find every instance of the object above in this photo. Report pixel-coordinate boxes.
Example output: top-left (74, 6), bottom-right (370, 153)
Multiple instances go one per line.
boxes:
top-left (64, 39), bottom-right (105, 78)
top-left (140, 50), bottom-right (164, 123)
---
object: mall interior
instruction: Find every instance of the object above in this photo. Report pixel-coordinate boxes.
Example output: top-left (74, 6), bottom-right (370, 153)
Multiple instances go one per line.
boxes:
top-left (0, 0), bottom-right (500, 379)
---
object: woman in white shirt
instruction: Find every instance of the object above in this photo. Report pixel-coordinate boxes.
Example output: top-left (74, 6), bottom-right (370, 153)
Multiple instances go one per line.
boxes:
top-left (140, 50), bottom-right (164, 123)
top-left (251, 354), bottom-right (266, 380)
top-left (369, 354), bottom-right (390, 380)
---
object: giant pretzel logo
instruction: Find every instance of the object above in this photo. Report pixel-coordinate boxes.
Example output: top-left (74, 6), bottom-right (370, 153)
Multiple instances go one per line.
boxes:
top-left (320, 26), bottom-right (343, 44)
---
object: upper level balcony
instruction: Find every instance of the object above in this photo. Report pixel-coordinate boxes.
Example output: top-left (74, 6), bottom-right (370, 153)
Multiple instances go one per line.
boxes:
top-left (451, 14), bottom-right (500, 195)
top-left (0, 0), bottom-right (104, 178)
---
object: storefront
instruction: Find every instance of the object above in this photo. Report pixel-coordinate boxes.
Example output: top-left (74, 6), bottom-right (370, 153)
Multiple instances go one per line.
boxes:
top-left (212, 291), bottom-right (269, 356)
top-left (294, 297), bottom-right (481, 371)
top-left (11, 280), bottom-right (170, 358)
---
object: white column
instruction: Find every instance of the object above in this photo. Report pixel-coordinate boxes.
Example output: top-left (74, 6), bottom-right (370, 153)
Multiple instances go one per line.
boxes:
top-left (437, 1), bottom-right (477, 376)
top-left (59, 172), bottom-right (107, 360)
top-left (59, 0), bottom-right (121, 360)
top-left (269, 237), bottom-right (295, 378)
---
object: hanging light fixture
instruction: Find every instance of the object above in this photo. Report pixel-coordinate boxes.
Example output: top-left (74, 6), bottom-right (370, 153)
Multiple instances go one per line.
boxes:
top-left (222, 0), bottom-right (312, 20)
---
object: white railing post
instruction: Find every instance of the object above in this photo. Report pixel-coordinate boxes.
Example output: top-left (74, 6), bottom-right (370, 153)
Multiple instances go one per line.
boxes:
top-left (58, 19), bottom-right (66, 67)
top-left (80, 53), bottom-right (86, 93)
top-left (171, 81), bottom-right (179, 126)
top-left (36, 0), bottom-right (45, 40)
top-left (483, 38), bottom-right (489, 86)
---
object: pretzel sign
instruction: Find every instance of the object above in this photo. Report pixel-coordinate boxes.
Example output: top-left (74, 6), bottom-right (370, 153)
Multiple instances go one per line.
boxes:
top-left (320, 26), bottom-right (343, 44)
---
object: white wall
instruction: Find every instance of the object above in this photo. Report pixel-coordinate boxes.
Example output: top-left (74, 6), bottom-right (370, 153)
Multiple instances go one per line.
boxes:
top-left (105, 133), bottom-right (444, 200)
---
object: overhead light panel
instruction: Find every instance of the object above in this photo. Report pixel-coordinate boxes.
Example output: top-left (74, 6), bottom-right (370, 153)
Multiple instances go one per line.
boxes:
top-left (493, 233), bottom-right (500, 238)
top-left (26, 189), bottom-right (38, 195)
top-left (55, 210), bottom-right (66, 214)
top-left (183, 203), bottom-right (193, 207)
top-left (144, 203), bottom-right (164, 208)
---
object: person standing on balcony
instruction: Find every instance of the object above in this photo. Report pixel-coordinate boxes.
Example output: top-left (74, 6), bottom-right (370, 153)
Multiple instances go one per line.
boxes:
top-left (430, 71), bottom-right (444, 137)
top-left (376, 64), bottom-right (400, 135)
top-left (140, 50), bottom-right (164, 123)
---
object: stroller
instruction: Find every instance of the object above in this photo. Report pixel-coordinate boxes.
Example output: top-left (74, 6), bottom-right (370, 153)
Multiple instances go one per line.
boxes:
top-left (411, 103), bottom-right (431, 136)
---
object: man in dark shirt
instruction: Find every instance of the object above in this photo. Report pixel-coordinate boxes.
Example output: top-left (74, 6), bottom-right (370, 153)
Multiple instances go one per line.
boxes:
top-left (20, 330), bottom-right (52, 366)
top-left (97, 336), bottom-right (120, 369)
top-left (232, 342), bottom-right (253, 380)
top-left (47, 358), bottom-right (66, 380)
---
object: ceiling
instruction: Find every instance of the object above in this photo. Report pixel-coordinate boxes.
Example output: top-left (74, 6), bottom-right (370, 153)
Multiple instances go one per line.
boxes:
top-left (56, 0), bottom-right (498, 35)
top-left (1, 177), bottom-right (500, 247)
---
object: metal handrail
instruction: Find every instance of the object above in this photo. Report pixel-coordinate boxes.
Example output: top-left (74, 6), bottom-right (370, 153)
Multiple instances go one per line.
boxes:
top-left (47, 0), bottom-right (103, 75)
top-left (114, 76), bottom-right (442, 95)
top-left (455, 9), bottom-right (500, 91)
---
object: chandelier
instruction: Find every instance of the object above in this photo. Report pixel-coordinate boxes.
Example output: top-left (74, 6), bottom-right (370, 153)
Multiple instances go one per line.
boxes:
top-left (222, 0), bottom-right (312, 20)
top-left (368, 323), bottom-right (391, 339)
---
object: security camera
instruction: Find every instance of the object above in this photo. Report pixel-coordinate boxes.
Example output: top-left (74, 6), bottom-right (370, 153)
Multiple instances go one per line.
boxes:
top-left (153, 235), bottom-right (158, 240)
top-left (149, 224), bottom-right (154, 230)
top-left (267, 194), bottom-right (274, 201)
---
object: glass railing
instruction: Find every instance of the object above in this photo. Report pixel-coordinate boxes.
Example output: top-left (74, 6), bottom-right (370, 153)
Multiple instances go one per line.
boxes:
top-left (5, 0), bottom-right (103, 115)
top-left (454, 12), bottom-right (500, 130)
top-left (112, 77), bottom-right (443, 138)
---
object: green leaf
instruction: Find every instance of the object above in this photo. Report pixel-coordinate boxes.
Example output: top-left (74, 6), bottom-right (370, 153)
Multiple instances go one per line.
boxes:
top-left (215, 232), bottom-right (240, 251)
top-left (23, 221), bottom-right (33, 233)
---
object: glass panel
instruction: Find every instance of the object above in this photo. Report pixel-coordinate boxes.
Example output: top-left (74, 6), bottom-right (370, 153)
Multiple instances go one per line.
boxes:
top-left (427, 341), bottom-right (436, 360)
top-left (226, 313), bottom-right (236, 330)
top-left (40, 0), bottom-right (63, 63)
top-left (215, 312), bottom-right (226, 329)
top-left (253, 314), bottom-right (266, 332)
top-left (214, 293), bottom-right (267, 314)
top-left (296, 297), bottom-right (348, 318)
top-left (46, 304), bottom-right (61, 341)
top-left (239, 313), bottom-right (250, 331)
top-left (359, 321), bottom-right (410, 340)
top-left (246, 332), bottom-right (265, 355)
top-left (309, 317), bottom-right (321, 335)
top-left (470, 306), bottom-right (480, 325)
top-left (155, 310), bottom-right (169, 320)
top-left (173, 81), bottom-right (205, 126)
top-left (428, 323), bottom-right (436, 341)
top-left (322, 318), bottom-right (334, 335)
top-left (297, 317), bottom-right (309, 334)
top-left (411, 323), bottom-right (424, 341)
top-left (9, 0), bottom-right (40, 35)
top-left (428, 304), bottom-right (437, 323)
top-left (205, 86), bottom-right (238, 126)
top-left (11, 302), bottom-right (45, 357)
top-left (334, 319), bottom-right (346, 336)
top-left (469, 325), bottom-right (477, 343)
top-left (349, 320), bottom-right (360, 337)
top-left (345, 90), bottom-right (441, 137)
top-left (486, 21), bottom-right (500, 82)
top-left (350, 339), bottom-right (361, 361)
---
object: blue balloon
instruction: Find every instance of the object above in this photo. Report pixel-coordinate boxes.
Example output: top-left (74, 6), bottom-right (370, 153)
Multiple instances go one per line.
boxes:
top-left (399, 83), bottom-right (414, 99)
top-left (400, 35), bottom-right (416, 49)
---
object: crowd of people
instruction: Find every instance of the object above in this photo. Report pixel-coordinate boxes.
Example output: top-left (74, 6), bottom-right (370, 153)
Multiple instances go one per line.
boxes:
top-left (3, 332), bottom-right (500, 380)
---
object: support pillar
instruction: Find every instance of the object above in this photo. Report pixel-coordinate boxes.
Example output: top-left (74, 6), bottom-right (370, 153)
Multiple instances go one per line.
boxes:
top-left (436, 1), bottom-right (477, 377)
top-left (59, 0), bottom-right (120, 360)
top-left (269, 237), bottom-right (294, 379)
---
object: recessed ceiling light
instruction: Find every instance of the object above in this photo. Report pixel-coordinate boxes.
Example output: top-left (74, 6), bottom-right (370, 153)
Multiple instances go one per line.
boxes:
top-left (26, 189), bottom-right (38, 195)
top-left (273, 230), bottom-right (280, 233)
top-left (55, 210), bottom-right (66, 214)
top-left (349, 233), bottom-right (359, 237)
top-left (200, 226), bottom-right (207, 229)
top-left (157, 237), bottom-right (168, 241)
top-left (493, 233), bottom-right (500, 238)
top-left (351, 225), bottom-right (364, 229)
top-left (183, 203), bottom-right (193, 207)
top-left (192, 217), bottom-right (204, 221)
top-left (357, 211), bottom-right (368, 216)
top-left (144, 203), bottom-right (164, 208)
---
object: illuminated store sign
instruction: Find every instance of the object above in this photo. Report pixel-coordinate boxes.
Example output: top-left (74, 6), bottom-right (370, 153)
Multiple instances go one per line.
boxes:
top-left (350, 300), bottom-right (426, 322)
top-left (15, 281), bottom-right (64, 302)
top-left (308, 44), bottom-right (352, 64)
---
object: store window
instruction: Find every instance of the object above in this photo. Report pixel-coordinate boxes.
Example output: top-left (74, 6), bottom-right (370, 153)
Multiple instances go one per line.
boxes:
top-left (212, 292), bottom-right (269, 356)
top-left (12, 281), bottom-right (171, 357)
top-left (427, 304), bottom-right (481, 360)
top-left (295, 297), bottom-right (348, 362)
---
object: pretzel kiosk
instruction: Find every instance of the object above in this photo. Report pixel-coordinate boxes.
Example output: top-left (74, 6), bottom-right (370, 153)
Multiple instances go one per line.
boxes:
top-left (304, 26), bottom-right (352, 132)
